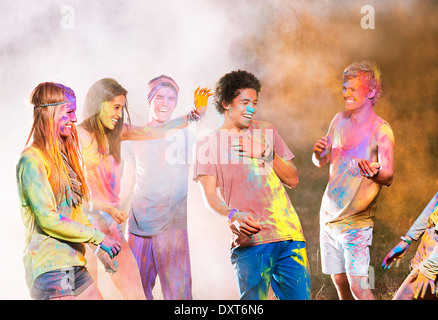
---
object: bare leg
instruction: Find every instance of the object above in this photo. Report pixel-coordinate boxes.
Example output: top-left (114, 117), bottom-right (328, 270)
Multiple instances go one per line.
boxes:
top-left (331, 273), bottom-right (354, 300)
top-left (85, 245), bottom-right (99, 281)
top-left (348, 275), bottom-right (375, 300)
top-left (108, 239), bottom-right (146, 300)
top-left (75, 282), bottom-right (103, 300)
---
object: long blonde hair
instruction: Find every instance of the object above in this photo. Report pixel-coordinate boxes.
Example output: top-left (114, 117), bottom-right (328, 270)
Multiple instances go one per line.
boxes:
top-left (26, 82), bottom-right (88, 204)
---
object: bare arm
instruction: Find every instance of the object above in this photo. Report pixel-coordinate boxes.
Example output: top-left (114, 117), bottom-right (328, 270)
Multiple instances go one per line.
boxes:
top-left (120, 116), bottom-right (189, 141)
top-left (312, 114), bottom-right (338, 168)
top-left (196, 175), bottom-right (261, 236)
top-left (83, 199), bottom-right (128, 224)
top-left (272, 153), bottom-right (299, 189)
top-left (120, 87), bottom-right (212, 141)
top-left (358, 123), bottom-right (395, 186)
top-left (312, 136), bottom-right (331, 167)
top-left (232, 135), bottom-right (298, 188)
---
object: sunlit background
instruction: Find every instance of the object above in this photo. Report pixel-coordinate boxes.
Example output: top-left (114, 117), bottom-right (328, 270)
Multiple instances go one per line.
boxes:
top-left (1, 0), bottom-right (437, 299)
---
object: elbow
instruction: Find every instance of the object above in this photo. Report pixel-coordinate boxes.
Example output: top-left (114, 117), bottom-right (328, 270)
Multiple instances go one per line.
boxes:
top-left (284, 176), bottom-right (299, 189)
top-left (379, 171), bottom-right (393, 187)
top-left (385, 176), bottom-right (393, 187)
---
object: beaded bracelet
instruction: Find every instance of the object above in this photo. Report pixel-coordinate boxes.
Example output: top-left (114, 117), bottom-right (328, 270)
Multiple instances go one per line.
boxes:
top-left (187, 107), bottom-right (203, 123)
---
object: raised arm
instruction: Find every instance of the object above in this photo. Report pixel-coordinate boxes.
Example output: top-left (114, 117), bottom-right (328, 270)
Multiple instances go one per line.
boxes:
top-left (121, 87), bottom-right (212, 141)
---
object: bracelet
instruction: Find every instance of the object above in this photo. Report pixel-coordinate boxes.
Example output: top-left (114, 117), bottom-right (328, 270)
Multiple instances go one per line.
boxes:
top-left (94, 242), bottom-right (102, 255)
top-left (400, 236), bottom-right (412, 245)
top-left (228, 209), bottom-right (239, 223)
top-left (187, 107), bottom-right (203, 124)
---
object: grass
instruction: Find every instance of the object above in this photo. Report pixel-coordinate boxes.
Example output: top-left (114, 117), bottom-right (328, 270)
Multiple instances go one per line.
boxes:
top-left (287, 164), bottom-right (430, 300)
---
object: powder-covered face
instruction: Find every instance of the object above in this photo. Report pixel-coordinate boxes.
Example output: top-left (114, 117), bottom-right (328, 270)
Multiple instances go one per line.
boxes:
top-left (99, 94), bottom-right (126, 130)
top-left (342, 77), bottom-right (375, 111)
top-left (57, 93), bottom-right (77, 138)
top-left (150, 87), bottom-right (177, 124)
top-left (224, 88), bottom-right (258, 130)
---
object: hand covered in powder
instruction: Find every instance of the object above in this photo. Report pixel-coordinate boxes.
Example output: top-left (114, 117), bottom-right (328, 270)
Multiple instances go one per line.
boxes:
top-left (96, 248), bottom-right (119, 274)
top-left (231, 134), bottom-right (273, 161)
top-left (412, 268), bottom-right (436, 299)
top-left (193, 87), bottom-right (213, 115)
top-left (382, 240), bottom-right (410, 269)
top-left (358, 160), bottom-right (380, 179)
top-left (100, 235), bottom-right (122, 259)
top-left (313, 136), bottom-right (329, 154)
top-left (229, 211), bottom-right (261, 237)
top-left (108, 206), bottom-right (128, 224)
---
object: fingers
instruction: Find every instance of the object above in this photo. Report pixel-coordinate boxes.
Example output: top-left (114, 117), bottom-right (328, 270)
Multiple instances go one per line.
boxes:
top-left (101, 236), bottom-right (122, 259)
top-left (382, 257), bottom-right (392, 270)
top-left (105, 260), bottom-right (118, 274)
top-left (412, 269), bottom-right (433, 299)
top-left (313, 137), bottom-right (328, 153)
top-left (358, 160), bottom-right (380, 178)
top-left (119, 211), bottom-right (128, 223)
top-left (230, 140), bottom-right (253, 157)
top-left (230, 213), bottom-right (261, 236)
top-left (194, 87), bottom-right (213, 98)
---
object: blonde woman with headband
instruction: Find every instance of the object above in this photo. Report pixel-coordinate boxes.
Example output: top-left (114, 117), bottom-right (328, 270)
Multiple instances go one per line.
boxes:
top-left (78, 78), bottom-right (211, 299)
top-left (16, 82), bottom-right (121, 300)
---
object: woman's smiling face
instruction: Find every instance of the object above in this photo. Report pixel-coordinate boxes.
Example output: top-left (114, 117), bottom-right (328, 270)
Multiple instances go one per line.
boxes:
top-left (99, 94), bottom-right (126, 130)
top-left (56, 93), bottom-right (77, 138)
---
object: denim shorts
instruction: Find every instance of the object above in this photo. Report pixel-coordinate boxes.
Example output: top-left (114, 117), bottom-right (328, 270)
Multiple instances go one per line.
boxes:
top-left (30, 266), bottom-right (93, 300)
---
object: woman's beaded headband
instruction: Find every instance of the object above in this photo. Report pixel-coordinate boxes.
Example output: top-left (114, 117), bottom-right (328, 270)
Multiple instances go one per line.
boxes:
top-left (34, 98), bottom-right (76, 108)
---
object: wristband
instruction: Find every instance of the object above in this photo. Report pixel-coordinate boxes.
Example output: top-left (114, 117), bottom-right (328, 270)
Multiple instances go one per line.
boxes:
top-left (94, 242), bottom-right (102, 255)
top-left (400, 236), bottom-right (412, 245)
top-left (228, 209), bottom-right (239, 223)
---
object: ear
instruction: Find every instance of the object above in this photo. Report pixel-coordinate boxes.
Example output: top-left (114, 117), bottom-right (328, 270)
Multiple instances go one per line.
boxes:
top-left (222, 101), bottom-right (230, 111)
top-left (367, 88), bottom-right (376, 99)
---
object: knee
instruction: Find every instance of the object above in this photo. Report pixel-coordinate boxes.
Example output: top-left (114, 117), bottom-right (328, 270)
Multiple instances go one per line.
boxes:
top-left (331, 273), bottom-right (350, 289)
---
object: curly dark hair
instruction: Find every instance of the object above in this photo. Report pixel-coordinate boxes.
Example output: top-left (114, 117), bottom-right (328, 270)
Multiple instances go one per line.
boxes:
top-left (214, 70), bottom-right (262, 114)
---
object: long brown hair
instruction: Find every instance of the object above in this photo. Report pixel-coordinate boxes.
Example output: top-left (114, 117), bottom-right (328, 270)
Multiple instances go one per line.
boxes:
top-left (79, 78), bottom-right (130, 163)
top-left (26, 82), bottom-right (88, 204)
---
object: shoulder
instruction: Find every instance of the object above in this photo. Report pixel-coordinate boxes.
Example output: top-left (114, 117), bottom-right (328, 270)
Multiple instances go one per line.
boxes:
top-left (373, 117), bottom-right (395, 144)
top-left (375, 117), bottom-right (393, 135)
top-left (252, 120), bottom-right (276, 130)
top-left (332, 111), bottom-right (347, 124)
top-left (18, 146), bottom-right (45, 163)
top-left (17, 146), bottom-right (47, 173)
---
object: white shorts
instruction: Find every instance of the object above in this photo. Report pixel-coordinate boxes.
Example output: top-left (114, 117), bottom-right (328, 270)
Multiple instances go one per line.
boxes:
top-left (320, 226), bottom-right (373, 277)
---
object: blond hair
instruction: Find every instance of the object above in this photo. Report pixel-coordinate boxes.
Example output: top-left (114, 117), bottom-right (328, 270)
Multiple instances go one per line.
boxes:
top-left (27, 82), bottom-right (88, 204)
top-left (343, 60), bottom-right (382, 105)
